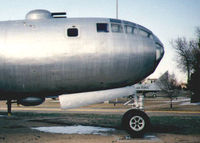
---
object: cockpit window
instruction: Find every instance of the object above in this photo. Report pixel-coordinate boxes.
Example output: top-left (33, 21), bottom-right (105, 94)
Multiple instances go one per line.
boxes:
top-left (67, 28), bottom-right (78, 37)
top-left (125, 25), bottom-right (135, 34)
top-left (111, 23), bottom-right (123, 33)
top-left (97, 23), bottom-right (109, 32)
top-left (149, 34), bottom-right (154, 39)
top-left (139, 29), bottom-right (151, 38)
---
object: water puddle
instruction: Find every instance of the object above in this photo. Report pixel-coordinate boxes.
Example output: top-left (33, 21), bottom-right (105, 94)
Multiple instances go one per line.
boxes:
top-left (32, 125), bottom-right (115, 135)
top-left (144, 134), bottom-right (159, 140)
top-left (32, 125), bottom-right (160, 141)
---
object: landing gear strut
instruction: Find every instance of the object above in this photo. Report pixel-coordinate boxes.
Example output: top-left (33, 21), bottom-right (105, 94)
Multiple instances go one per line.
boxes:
top-left (122, 109), bottom-right (150, 138)
top-left (6, 99), bottom-right (12, 116)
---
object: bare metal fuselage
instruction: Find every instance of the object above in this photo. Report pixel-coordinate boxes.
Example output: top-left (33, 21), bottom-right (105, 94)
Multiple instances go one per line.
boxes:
top-left (0, 13), bottom-right (163, 100)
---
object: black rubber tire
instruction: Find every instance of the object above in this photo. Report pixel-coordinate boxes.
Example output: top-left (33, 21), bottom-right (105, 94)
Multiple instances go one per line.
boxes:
top-left (121, 109), bottom-right (150, 138)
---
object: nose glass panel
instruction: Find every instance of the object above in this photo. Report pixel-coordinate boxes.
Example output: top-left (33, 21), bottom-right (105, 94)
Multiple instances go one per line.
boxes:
top-left (155, 43), bottom-right (164, 66)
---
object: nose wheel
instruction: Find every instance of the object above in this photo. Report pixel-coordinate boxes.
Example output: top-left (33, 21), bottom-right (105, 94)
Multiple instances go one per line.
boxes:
top-left (122, 109), bottom-right (150, 138)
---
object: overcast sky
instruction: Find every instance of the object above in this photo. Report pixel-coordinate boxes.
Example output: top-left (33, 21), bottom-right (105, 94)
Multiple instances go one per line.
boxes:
top-left (0, 0), bottom-right (199, 82)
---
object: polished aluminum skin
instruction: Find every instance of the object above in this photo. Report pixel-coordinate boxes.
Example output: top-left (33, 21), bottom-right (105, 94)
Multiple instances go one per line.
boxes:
top-left (0, 10), bottom-right (164, 100)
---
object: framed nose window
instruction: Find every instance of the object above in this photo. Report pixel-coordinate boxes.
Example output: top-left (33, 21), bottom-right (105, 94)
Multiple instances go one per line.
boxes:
top-left (111, 23), bottom-right (123, 33)
top-left (96, 23), bottom-right (109, 32)
top-left (67, 28), bottom-right (78, 37)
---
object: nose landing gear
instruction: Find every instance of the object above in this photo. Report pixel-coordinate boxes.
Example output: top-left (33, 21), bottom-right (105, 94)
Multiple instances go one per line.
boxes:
top-left (122, 109), bottom-right (150, 138)
top-left (122, 94), bottom-right (150, 138)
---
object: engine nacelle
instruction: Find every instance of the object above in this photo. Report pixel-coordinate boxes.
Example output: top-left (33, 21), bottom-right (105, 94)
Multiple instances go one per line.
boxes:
top-left (59, 86), bottom-right (136, 109)
top-left (18, 97), bottom-right (45, 106)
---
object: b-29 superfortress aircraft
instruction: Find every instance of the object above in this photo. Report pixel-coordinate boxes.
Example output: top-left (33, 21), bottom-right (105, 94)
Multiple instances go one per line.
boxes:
top-left (0, 9), bottom-right (164, 137)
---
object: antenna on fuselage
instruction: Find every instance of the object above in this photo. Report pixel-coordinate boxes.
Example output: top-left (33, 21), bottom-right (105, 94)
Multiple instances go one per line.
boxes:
top-left (116, 0), bottom-right (118, 19)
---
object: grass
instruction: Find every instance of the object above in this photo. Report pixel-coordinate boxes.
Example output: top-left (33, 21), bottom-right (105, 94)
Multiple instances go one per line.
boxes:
top-left (1, 112), bottom-right (200, 135)
top-left (150, 116), bottom-right (200, 135)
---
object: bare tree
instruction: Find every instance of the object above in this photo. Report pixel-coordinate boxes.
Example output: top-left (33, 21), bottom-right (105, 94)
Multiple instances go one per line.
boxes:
top-left (188, 28), bottom-right (200, 102)
top-left (172, 27), bottom-right (200, 102)
top-left (172, 27), bottom-right (200, 84)
top-left (196, 27), bottom-right (200, 42)
top-left (192, 27), bottom-right (200, 71)
top-left (157, 71), bottom-right (178, 109)
top-left (171, 38), bottom-right (193, 83)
